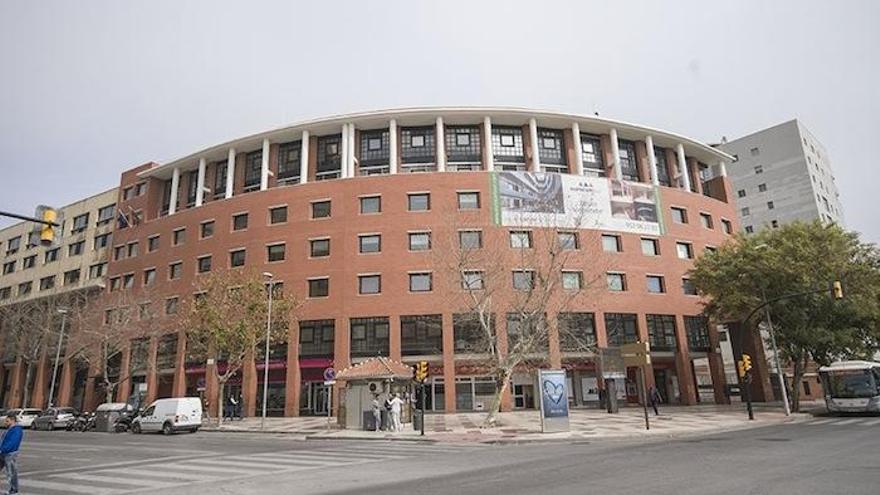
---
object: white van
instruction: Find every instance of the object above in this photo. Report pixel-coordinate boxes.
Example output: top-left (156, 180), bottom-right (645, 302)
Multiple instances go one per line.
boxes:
top-left (132, 398), bottom-right (202, 435)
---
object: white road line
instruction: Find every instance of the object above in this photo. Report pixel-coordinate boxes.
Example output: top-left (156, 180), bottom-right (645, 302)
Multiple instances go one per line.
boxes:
top-left (834, 418), bottom-right (861, 425)
top-left (266, 450), bottom-right (403, 460)
top-left (57, 471), bottom-right (176, 488)
top-left (102, 467), bottom-right (219, 482)
top-left (21, 478), bottom-right (118, 495)
top-left (864, 418), bottom-right (880, 426)
top-left (151, 463), bottom-right (254, 475)
top-left (246, 454), bottom-right (352, 465)
top-left (183, 457), bottom-right (298, 471)
top-left (809, 419), bottom-right (835, 425)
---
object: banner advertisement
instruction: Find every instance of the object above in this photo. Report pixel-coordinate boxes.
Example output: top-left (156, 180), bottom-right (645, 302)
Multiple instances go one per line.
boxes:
top-left (539, 369), bottom-right (570, 433)
top-left (491, 172), bottom-right (663, 236)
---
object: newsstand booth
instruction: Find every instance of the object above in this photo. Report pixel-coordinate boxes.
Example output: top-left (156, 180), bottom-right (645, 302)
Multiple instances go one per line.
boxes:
top-left (336, 357), bottom-right (414, 430)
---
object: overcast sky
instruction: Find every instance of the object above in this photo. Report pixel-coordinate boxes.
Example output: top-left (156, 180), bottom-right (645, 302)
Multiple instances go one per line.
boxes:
top-left (1, 1), bottom-right (877, 242)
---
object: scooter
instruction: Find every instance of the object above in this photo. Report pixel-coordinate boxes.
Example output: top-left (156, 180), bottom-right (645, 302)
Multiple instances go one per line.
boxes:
top-left (67, 412), bottom-right (93, 432)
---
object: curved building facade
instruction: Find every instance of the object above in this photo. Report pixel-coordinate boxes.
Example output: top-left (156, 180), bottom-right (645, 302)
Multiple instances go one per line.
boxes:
top-left (63, 108), bottom-right (738, 416)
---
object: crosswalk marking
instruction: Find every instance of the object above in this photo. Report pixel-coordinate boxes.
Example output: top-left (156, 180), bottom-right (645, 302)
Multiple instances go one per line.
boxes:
top-left (105, 467), bottom-right (219, 482)
top-left (58, 471), bottom-right (177, 488)
top-left (808, 419), bottom-right (834, 425)
top-left (21, 478), bottom-right (119, 495)
top-left (834, 418), bottom-right (861, 425)
top-left (865, 418), bottom-right (880, 426)
top-left (807, 417), bottom-right (880, 426)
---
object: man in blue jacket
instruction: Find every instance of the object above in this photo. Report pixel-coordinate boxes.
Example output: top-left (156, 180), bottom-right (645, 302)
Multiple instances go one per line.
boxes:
top-left (0, 412), bottom-right (22, 495)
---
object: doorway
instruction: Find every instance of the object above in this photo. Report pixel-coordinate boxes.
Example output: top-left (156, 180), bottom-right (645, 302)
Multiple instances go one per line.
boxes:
top-left (301, 381), bottom-right (332, 416)
top-left (512, 384), bottom-right (535, 409)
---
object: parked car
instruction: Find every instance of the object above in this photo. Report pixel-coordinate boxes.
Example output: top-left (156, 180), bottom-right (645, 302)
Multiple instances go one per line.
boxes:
top-left (32, 407), bottom-right (78, 431)
top-left (132, 398), bottom-right (202, 435)
top-left (4, 409), bottom-right (42, 428)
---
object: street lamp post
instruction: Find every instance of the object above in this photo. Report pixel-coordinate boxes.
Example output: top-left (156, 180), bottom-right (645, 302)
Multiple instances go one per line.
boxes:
top-left (48, 308), bottom-right (68, 408)
top-left (261, 272), bottom-right (275, 430)
top-left (762, 288), bottom-right (791, 416)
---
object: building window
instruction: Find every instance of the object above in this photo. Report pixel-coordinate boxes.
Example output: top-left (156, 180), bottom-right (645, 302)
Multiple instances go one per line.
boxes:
top-left (605, 313), bottom-right (638, 346)
top-left (213, 161), bottom-right (228, 198)
top-left (267, 206), bottom-right (287, 225)
top-left (512, 270), bottom-right (534, 291)
top-left (538, 128), bottom-right (566, 171)
top-left (684, 316), bottom-right (711, 352)
top-left (358, 274), bottom-right (381, 295)
top-left (185, 170), bottom-right (198, 206)
top-left (22, 255), bottom-right (36, 269)
top-left (453, 313), bottom-right (493, 353)
top-left (602, 234), bottom-right (621, 252)
top-left (39, 275), bottom-right (56, 291)
top-left (492, 126), bottom-right (525, 167)
top-left (676, 242), bottom-right (694, 259)
top-left (558, 232), bottom-right (579, 250)
top-left (771, 220), bottom-right (779, 228)
top-left (741, 207), bottom-right (750, 217)
top-left (45, 247), bottom-right (59, 263)
top-left (316, 135), bottom-right (342, 180)
top-left (17, 282), bottom-right (32, 297)
top-left (745, 225), bottom-right (754, 234)
top-left (311, 200), bottom-right (331, 219)
top-left (654, 147), bottom-right (670, 186)
top-left (197, 255), bottom-right (212, 273)
top-left (408, 232), bottom-right (431, 251)
top-left (758, 183), bottom-right (767, 192)
top-left (408, 193), bottom-right (430, 211)
top-left (750, 147), bottom-right (760, 156)
top-left (641, 238), bottom-right (659, 256)
top-left (409, 272), bottom-right (433, 292)
top-left (754, 165), bottom-right (763, 174)
top-left (95, 233), bottom-right (112, 250)
top-left (124, 242), bottom-right (137, 258)
top-left (71, 213), bottom-right (89, 234)
top-left (2, 261), bottom-right (15, 275)
top-left (607, 272), bottom-right (626, 292)
top-left (446, 126), bottom-right (482, 165)
top-left (647, 314), bottom-right (677, 350)
top-left (360, 196), bottom-right (381, 214)
top-left (232, 213), bottom-right (248, 231)
top-left (230, 249), bottom-right (246, 268)
top-left (173, 228), bottom-right (186, 246)
top-left (359, 129), bottom-right (390, 175)
top-left (310, 238), bottom-right (330, 258)
top-left (459, 230), bottom-right (482, 249)
top-left (400, 127), bottom-right (435, 167)
top-left (165, 297), bottom-right (179, 315)
top-left (244, 150), bottom-right (262, 191)
top-left (671, 207), bottom-right (688, 224)
top-left (97, 204), bottom-right (115, 226)
top-left (562, 271), bottom-right (583, 291)
top-left (70, 270), bottom-right (85, 286)
top-left (580, 134), bottom-right (605, 177)
top-left (359, 234), bottom-right (381, 254)
top-left (461, 270), bottom-right (484, 290)
top-left (200, 220), bottom-right (215, 239)
top-left (267, 243), bottom-right (286, 262)
top-left (767, 201), bottom-right (775, 210)
top-left (350, 317), bottom-right (390, 358)
top-left (401, 315), bottom-right (443, 356)
top-left (618, 140), bottom-right (639, 181)
top-left (4, 236), bottom-right (20, 256)
top-left (737, 189), bottom-right (746, 198)
top-left (646, 275), bottom-right (666, 294)
top-left (68, 240), bottom-right (85, 257)
top-left (721, 219), bottom-right (732, 235)
top-left (558, 312), bottom-right (597, 351)
top-left (457, 192), bottom-right (480, 210)
top-left (299, 320), bottom-right (335, 357)
top-left (682, 278), bottom-right (698, 295)
top-left (308, 278), bottom-right (329, 298)
top-left (700, 213), bottom-right (713, 229)
top-left (143, 268), bottom-right (156, 287)
top-left (510, 230), bottom-right (532, 249)
top-left (277, 140), bottom-right (302, 184)
top-left (169, 261), bottom-right (182, 280)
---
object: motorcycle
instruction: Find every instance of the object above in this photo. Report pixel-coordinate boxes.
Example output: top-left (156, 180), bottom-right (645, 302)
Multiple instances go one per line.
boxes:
top-left (66, 412), bottom-right (94, 432)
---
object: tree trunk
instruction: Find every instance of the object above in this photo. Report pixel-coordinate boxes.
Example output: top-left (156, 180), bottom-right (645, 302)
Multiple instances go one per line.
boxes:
top-left (22, 362), bottom-right (34, 408)
top-left (482, 368), bottom-right (513, 428)
top-left (104, 379), bottom-right (114, 404)
top-left (217, 379), bottom-right (225, 424)
top-left (790, 354), bottom-right (804, 413)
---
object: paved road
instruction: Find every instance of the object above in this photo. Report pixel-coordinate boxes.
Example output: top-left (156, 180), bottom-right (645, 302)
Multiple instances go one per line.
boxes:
top-left (12, 416), bottom-right (880, 494)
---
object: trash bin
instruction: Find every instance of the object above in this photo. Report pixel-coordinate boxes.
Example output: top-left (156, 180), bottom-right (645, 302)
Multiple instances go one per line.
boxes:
top-left (363, 411), bottom-right (377, 431)
top-left (94, 402), bottom-right (129, 433)
top-left (412, 409), bottom-right (423, 431)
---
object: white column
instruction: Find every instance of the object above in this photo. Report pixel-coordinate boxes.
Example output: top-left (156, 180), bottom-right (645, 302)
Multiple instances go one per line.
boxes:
top-left (340, 124), bottom-right (349, 179)
top-left (571, 122), bottom-right (584, 176)
top-left (676, 143), bottom-right (691, 191)
top-left (168, 167), bottom-right (180, 215)
top-left (645, 135), bottom-right (659, 186)
top-left (717, 160), bottom-right (727, 177)
top-left (389, 119), bottom-right (398, 174)
top-left (300, 131), bottom-right (310, 184)
top-left (260, 138), bottom-right (270, 191)
top-left (483, 116), bottom-right (494, 172)
top-left (529, 118), bottom-right (540, 172)
top-left (348, 123), bottom-right (356, 177)
top-left (435, 116), bottom-right (446, 172)
top-left (195, 158), bottom-right (206, 206)
top-left (610, 128), bottom-right (622, 180)
top-left (225, 148), bottom-right (236, 199)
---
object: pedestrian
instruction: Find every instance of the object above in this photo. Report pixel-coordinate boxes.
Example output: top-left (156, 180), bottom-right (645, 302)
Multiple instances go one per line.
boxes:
top-left (1, 412), bottom-right (22, 495)
top-left (649, 386), bottom-right (662, 416)
top-left (388, 393), bottom-right (404, 432)
top-left (371, 396), bottom-right (382, 432)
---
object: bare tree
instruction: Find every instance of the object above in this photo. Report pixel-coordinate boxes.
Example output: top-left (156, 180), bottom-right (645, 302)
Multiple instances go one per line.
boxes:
top-left (180, 270), bottom-right (300, 421)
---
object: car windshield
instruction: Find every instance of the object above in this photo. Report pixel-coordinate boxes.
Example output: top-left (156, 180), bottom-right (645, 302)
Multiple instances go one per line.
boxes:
top-left (826, 370), bottom-right (879, 398)
top-left (22, 409), bottom-right (40, 415)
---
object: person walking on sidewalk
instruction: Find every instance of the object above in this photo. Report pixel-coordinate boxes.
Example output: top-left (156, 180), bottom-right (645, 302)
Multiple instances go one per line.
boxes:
top-left (649, 386), bottom-right (662, 416)
top-left (1, 412), bottom-right (23, 495)
top-left (388, 393), bottom-right (404, 432)
top-left (371, 396), bottom-right (382, 432)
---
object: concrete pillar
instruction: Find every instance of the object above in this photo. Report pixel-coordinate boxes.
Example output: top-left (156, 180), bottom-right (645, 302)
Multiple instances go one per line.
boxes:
top-left (284, 324), bottom-right (301, 417)
top-left (31, 353), bottom-right (49, 408)
top-left (571, 122), bottom-right (584, 176)
top-left (442, 313), bottom-right (456, 412)
top-left (243, 351), bottom-right (257, 417)
top-left (646, 136), bottom-right (659, 186)
top-left (83, 361), bottom-right (101, 412)
top-left (389, 315), bottom-right (402, 362)
top-left (340, 124), bottom-right (350, 179)
top-left (483, 117), bottom-right (494, 172)
top-left (145, 336), bottom-right (159, 404)
top-left (676, 143), bottom-right (691, 191)
top-left (389, 120), bottom-right (398, 174)
top-left (688, 158), bottom-right (704, 195)
top-left (116, 346), bottom-right (132, 403)
top-left (609, 128), bottom-right (622, 180)
top-left (674, 315), bottom-right (697, 405)
top-left (260, 138), bottom-right (270, 191)
top-left (168, 167), bottom-right (180, 215)
top-left (299, 131), bottom-right (310, 184)
top-left (436, 117), bottom-right (446, 172)
top-left (172, 330), bottom-right (187, 397)
top-left (56, 358), bottom-right (74, 407)
top-left (548, 314), bottom-right (562, 369)
top-left (7, 359), bottom-right (24, 408)
top-left (707, 322), bottom-right (730, 405)
top-left (205, 359), bottom-right (220, 418)
top-left (528, 118), bottom-right (539, 172)
top-left (717, 160), bottom-right (727, 177)
top-left (195, 158), bottom-right (206, 206)
top-left (225, 148), bottom-right (236, 199)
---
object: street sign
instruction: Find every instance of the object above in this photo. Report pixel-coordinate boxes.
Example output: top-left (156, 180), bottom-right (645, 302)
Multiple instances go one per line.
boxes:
top-left (621, 341), bottom-right (651, 367)
top-left (598, 347), bottom-right (625, 379)
top-left (323, 367), bottom-right (336, 382)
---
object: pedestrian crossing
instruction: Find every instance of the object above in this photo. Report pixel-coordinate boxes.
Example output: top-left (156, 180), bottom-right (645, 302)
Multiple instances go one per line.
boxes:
top-left (805, 416), bottom-right (880, 426)
top-left (20, 442), bottom-right (488, 494)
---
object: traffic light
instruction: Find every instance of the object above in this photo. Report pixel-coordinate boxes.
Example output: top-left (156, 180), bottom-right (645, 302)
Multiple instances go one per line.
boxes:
top-left (413, 361), bottom-right (429, 383)
top-left (832, 280), bottom-right (844, 300)
top-left (742, 354), bottom-right (752, 373)
top-left (33, 205), bottom-right (61, 247)
top-left (737, 360), bottom-right (746, 378)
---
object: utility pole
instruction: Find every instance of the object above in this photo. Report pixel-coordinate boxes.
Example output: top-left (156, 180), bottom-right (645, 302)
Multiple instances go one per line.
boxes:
top-left (260, 272), bottom-right (275, 430)
top-left (47, 308), bottom-right (68, 408)
top-left (762, 288), bottom-right (791, 416)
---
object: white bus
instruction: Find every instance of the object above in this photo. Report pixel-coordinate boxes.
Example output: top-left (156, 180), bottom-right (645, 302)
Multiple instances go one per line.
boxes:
top-left (818, 361), bottom-right (880, 414)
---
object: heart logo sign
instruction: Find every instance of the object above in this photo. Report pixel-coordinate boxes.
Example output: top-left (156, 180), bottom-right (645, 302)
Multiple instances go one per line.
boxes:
top-left (543, 380), bottom-right (565, 405)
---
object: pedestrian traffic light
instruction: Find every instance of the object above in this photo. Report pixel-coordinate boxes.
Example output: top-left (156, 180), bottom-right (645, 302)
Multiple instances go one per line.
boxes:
top-left (742, 354), bottom-right (752, 372)
top-left (832, 280), bottom-right (844, 300)
top-left (414, 361), bottom-right (429, 383)
top-left (33, 205), bottom-right (61, 246)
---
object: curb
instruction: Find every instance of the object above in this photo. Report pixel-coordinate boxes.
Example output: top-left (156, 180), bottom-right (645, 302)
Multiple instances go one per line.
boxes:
top-left (304, 434), bottom-right (438, 444)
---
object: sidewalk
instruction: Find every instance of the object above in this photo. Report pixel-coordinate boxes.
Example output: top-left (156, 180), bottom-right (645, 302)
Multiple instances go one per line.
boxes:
top-left (202, 403), bottom-right (807, 443)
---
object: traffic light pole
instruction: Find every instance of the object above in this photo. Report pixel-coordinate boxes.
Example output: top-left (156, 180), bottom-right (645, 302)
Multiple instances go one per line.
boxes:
top-left (639, 366), bottom-right (650, 430)
top-left (743, 372), bottom-right (755, 420)
top-left (420, 382), bottom-right (426, 437)
top-left (0, 211), bottom-right (59, 226)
